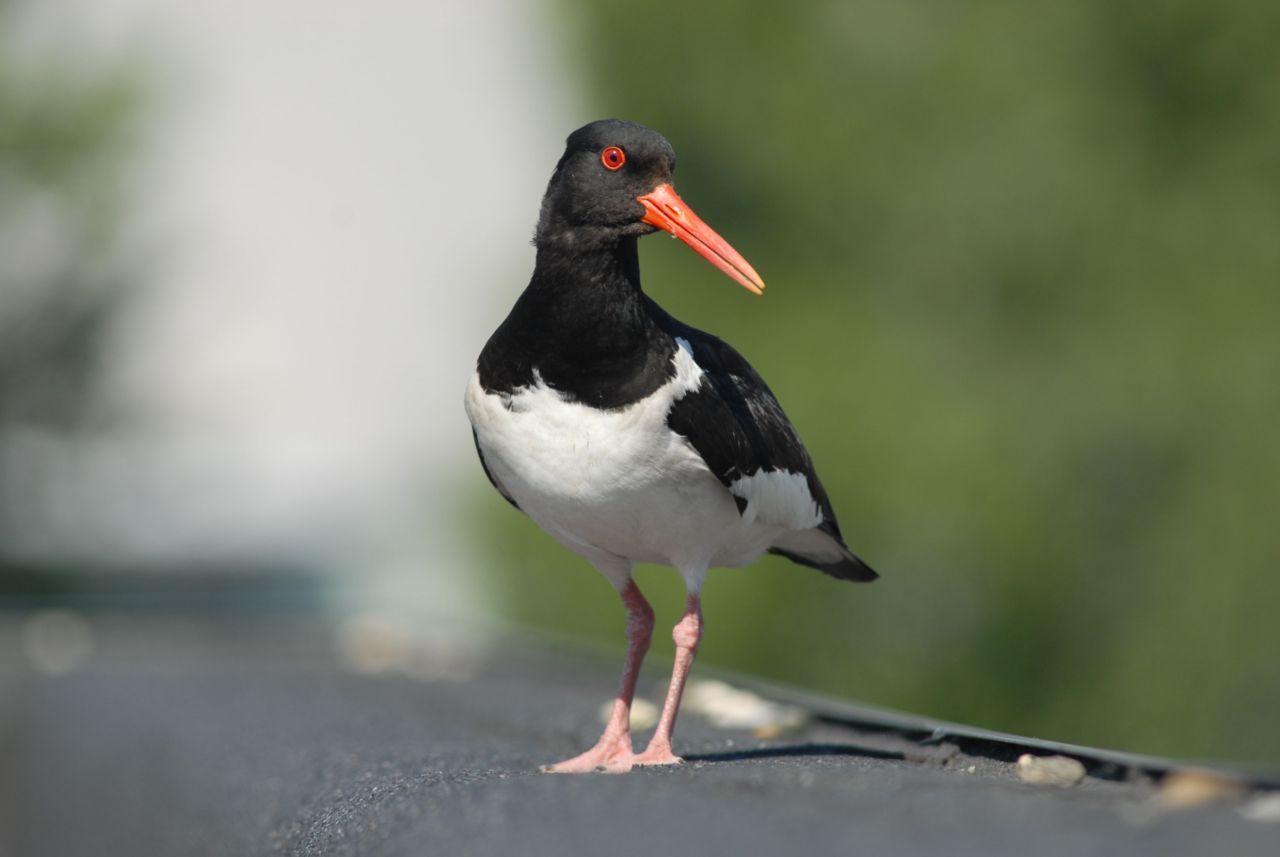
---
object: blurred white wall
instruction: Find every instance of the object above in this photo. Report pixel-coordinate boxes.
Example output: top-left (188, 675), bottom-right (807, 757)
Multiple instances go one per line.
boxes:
top-left (3, 1), bottom-right (578, 612)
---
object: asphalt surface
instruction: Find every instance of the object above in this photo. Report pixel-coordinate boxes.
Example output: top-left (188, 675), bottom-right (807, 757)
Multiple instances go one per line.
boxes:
top-left (2, 615), bottom-right (1277, 857)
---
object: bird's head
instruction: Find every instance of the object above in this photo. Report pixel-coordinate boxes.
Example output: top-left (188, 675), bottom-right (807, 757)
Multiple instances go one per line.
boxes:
top-left (536, 119), bottom-right (765, 295)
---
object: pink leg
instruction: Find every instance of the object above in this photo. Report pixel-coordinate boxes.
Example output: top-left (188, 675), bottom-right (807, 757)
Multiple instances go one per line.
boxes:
top-left (634, 593), bottom-right (702, 766)
top-left (542, 579), bottom-right (655, 773)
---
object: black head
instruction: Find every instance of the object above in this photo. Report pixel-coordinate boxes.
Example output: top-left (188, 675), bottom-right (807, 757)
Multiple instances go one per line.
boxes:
top-left (535, 119), bottom-right (676, 245)
top-left (534, 119), bottom-right (765, 294)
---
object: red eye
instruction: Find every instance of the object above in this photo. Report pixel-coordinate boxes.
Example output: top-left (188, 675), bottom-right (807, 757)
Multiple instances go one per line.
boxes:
top-left (601, 146), bottom-right (626, 170)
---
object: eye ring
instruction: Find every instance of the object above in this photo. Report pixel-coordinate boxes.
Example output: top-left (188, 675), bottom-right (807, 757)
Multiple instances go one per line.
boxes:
top-left (600, 146), bottom-right (626, 171)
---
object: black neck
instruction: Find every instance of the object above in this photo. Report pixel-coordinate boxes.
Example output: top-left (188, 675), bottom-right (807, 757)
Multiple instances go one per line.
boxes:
top-left (529, 234), bottom-right (645, 331)
top-left (477, 235), bottom-right (677, 409)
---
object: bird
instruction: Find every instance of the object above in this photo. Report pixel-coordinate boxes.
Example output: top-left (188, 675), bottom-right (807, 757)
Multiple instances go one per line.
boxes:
top-left (465, 119), bottom-right (877, 773)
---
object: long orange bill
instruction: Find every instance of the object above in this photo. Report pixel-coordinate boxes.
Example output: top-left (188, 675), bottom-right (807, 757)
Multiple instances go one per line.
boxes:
top-left (637, 183), bottom-right (766, 295)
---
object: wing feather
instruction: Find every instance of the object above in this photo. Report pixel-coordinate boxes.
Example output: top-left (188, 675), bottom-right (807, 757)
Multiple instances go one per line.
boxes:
top-left (657, 314), bottom-right (876, 582)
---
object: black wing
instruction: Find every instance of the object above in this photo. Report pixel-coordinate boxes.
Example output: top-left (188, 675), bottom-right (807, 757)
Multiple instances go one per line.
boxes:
top-left (655, 309), bottom-right (876, 582)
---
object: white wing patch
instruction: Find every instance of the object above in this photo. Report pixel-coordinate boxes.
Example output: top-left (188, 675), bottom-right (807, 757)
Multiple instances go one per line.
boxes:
top-left (671, 338), bottom-right (703, 394)
top-left (729, 469), bottom-right (823, 530)
top-left (672, 337), bottom-right (702, 401)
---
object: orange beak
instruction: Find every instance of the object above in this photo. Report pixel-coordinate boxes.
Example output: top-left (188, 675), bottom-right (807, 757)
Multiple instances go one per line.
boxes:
top-left (637, 183), bottom-right (766, 295)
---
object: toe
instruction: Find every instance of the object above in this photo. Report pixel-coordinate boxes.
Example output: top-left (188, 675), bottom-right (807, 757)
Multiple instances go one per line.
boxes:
top-left (632, 748), bottom-right (683, 767)
top-left (541, 742), bottom-right (636, 774)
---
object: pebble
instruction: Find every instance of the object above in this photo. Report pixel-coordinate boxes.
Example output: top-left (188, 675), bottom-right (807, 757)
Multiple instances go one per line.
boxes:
top-left (1237, 792), bottom-right (1280, 823)
top-left (1016, 753), bottom-right (1086, 787)
top-left (1159, 769), bottom-right (1247, 809)
top-left (682, 679), bottom-right (810, 736)
top-left (598, 697), bottom-right (659, 731)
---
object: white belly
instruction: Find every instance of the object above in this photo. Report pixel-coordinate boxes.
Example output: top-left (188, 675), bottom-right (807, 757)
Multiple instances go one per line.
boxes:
top-left (464, 350), bottom-right (783, 574)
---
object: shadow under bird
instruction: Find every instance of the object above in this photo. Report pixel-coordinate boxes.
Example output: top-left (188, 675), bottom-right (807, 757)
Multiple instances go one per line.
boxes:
top-left (466, 119), bottom-right (877, 773)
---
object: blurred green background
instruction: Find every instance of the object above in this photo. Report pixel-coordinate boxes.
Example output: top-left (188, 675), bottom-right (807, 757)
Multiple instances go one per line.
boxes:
top-left (476, 0), bottom-right (1280, 763)
top-left (3, 0), bottom-right (1278, 766)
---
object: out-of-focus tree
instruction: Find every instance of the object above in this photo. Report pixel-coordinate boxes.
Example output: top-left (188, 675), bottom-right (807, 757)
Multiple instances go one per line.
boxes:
top-left (475, 0), bottom-right (1280, 762)
top-left (0, 0), bottom-right (141, 561)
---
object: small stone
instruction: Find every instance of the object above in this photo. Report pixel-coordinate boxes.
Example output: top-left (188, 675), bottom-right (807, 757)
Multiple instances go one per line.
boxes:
top-left (1160, 769), bottom-right (1247, 809)
top-left (904, 742), bottom-right (960, 765)
top-left (334, 613), bottom-right (414, 674)
top-left (334, 612), bottom-right (481, 681)
top-left (598, 697), bottom-right (658, 731)
top-left (1238, 792), bottom-right (1280, 823)
top-left (681, 679), bottom-right (810, 734)
top-left (1016, 753), bottom-right (1086, 787)
top-left (21, 609), bottom-right (94, 675)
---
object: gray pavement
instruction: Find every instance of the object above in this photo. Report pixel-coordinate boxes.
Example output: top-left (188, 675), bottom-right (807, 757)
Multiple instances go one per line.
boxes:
top-left (2, 616), bottom-right (1277, 857)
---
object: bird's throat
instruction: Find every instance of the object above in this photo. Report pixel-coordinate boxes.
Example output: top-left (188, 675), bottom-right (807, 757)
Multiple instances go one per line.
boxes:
top-left (477, 236), bottom-right (676, 409)
top-left (528, 236), bottom-right (650, 346)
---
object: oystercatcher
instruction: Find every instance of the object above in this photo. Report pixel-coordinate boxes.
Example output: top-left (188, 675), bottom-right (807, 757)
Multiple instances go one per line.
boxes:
top-left (465, 119), bottom-right (877, 773)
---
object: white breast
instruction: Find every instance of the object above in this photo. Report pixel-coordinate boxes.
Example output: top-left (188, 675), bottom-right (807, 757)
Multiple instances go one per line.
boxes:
top-left (464, 344), bottom-right (785, 574)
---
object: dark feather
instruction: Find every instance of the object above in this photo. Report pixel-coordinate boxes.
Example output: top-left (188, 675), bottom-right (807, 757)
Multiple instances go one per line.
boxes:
top-left (654, 303), bottom-right (876, 582)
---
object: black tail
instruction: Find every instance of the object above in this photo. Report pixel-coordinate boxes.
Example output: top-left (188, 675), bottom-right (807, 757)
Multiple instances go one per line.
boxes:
top-left (768, 544), bottom-right (879, 582)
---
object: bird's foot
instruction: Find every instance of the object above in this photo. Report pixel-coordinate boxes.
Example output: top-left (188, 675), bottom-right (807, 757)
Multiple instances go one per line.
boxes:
top-left (541, 737), bottom-right (636, 774)
top-left (631, 743), bottom-right (683, 767)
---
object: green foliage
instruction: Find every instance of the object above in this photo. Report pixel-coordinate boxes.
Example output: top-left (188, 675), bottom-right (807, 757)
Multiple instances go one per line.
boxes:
top-left (0, 3), bottom-right (142, 428)
top-left (475, 0), bottom-right (1280, 762)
